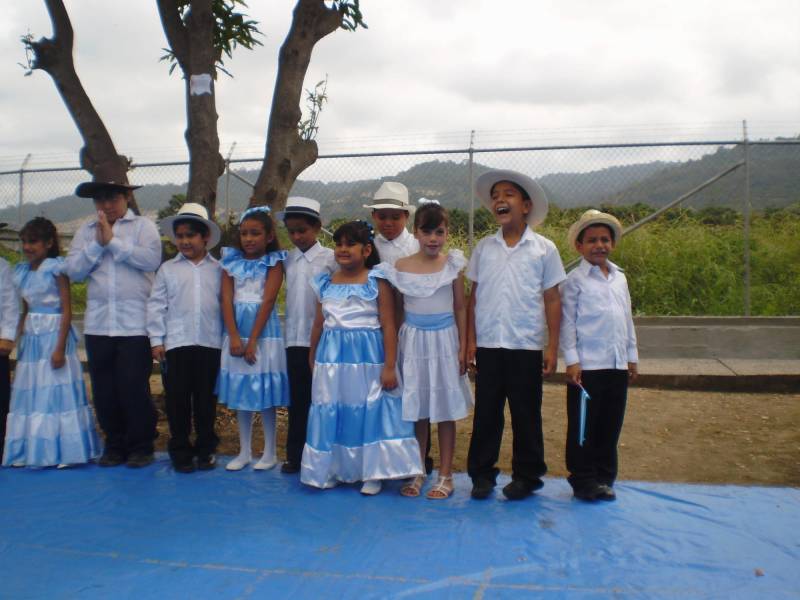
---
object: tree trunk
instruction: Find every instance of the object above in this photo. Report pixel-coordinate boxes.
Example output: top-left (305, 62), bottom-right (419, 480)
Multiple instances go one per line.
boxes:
top-left (250, 0), bottom-right (343, 209)
top-left (157, 0), bottom-right (225, 217)
top-left (31, 0), bottom-right (140, 213)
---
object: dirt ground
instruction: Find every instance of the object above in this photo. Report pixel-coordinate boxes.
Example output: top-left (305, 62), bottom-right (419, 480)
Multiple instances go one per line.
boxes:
top-left (147, 377), bottom-right (800, 487)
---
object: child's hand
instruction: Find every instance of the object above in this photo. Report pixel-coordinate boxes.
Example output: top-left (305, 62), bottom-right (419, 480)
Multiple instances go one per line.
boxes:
top-left (50, 348), bottom-right (66, 370)
top-left (466, 340), bottom-right (477, 374)
top-left (628, 362), bottom-right (638, 382)
top-left (458, 347), bottom-right (467, 376)
top-left (96, 211), bottom-right (113, 246)
top-left (229, 335), bottom-right (244, 357)
top-left (151, 345), bottom-right (166, 363)
top-left (244, 340), bottom-right (258, 365)
top-left (381, 365), bottom-right (398, 391)
top-left (566, 363), bottom-right (582, 386)
top-left (542, 345), bottom-right (558, 377)
top-left (0, 339), bottom-right (13, 357)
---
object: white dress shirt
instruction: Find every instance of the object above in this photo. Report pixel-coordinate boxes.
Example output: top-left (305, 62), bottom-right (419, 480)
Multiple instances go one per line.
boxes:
top-left (374, 229), bottom-right (419, 266)
top-left (560, 258), bottom-right (638, 369)
top-left (466, 227), bottom-right (566, 350)
top-left (64, 209), bottom-right (161, 337)
top-left (0, 258), bottom-right (19, 341)
top-left (284, 242), bottom-right (336, 347)
top-left (147, 253), bottom-right (223, 351)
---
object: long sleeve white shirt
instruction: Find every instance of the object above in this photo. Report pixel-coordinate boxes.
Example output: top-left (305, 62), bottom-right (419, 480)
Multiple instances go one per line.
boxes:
top-left (374, 229), bottom-right (419, 266)
top-left (284, 242), bottom-right (336, 347)
top-left (63, 209), bottom-right (161, 337)
top-left (560, 258), bottom-right (638, 369)
top-left (147, 253), bottom-right (223, 351)
top-left (0, 258), bottom-right (19, 341)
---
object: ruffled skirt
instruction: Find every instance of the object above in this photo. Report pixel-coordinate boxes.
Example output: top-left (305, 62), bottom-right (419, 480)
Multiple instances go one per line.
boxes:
top-left (217, 302), bottom-right (289, 411)
top-left (300, 328), bottom-right (422, 488)
top-left (2, 314), bottom-right (101, 467)
top-left (398, 322), bottom-right (473, 423)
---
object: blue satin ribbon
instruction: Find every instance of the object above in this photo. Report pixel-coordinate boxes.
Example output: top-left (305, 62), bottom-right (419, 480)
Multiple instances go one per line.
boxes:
top-left (578, 384), bottom-right (590, 447)
top-left (404, 311), bottom-right (454, 331)
top-left (28, 306), bottom-right (61, 315)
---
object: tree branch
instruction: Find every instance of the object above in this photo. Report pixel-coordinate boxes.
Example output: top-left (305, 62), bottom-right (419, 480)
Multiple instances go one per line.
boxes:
top-left (156, 0), bottom-right (190, 70)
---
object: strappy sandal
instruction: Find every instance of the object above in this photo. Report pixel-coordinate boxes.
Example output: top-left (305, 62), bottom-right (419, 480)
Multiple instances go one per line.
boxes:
top-left (426, 475), bottom-right (454, 500)
top-left (400, 475), bottom-right (426, 497)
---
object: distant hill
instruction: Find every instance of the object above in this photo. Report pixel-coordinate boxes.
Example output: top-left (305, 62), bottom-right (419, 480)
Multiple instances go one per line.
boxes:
top-left (4, 140), bottom-right (797, 228)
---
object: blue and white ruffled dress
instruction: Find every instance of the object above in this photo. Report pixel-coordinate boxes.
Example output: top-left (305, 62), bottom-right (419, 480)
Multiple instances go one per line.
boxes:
top-left (2, 258), bottom-right (101, 467)
top-left (300, 268), bottom-right (423, 488)
top-left (381, 250), bottom-right (474, 423)
top-left (217, 248), bottom-right (290, 411)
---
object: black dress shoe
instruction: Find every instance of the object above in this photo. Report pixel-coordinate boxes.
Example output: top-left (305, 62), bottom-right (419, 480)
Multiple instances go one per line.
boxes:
top-left (573, 483), bottom-right (603, 502)
top-left (502, 478), bottom-right (543, 500)
top-left (98, 451), bottom-right (126, 467)
top-left (197, 455), bottom-right (216, 471)
top-left (471, 480), bottom-right (495, 500)
top-left (173, 460), bottom-right (196, 474)
top-left (596, 484), bottom-right (616, 501)
top-left (280, 461), bottom-right (300, 474)
top-left (126, 453), bottom-right (155, 468)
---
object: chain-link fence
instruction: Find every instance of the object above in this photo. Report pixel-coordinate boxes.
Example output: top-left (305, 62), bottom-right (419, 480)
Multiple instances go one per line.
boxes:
top-left (1, 137), bottom-right (799, 316)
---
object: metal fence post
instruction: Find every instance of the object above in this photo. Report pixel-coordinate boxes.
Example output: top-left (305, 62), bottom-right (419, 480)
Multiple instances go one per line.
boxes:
top-left (17, 154), bottom-right (31, 255)
top-left (742, 120), bottom-right (751, 316)
top-left (468, 129), bottom-right (475, 251)
top-left (224, 142), bottom-right (236, 223)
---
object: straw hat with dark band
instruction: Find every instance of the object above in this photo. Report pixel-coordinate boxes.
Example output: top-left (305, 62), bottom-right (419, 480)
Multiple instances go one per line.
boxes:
top-left (567, 209), bottom-right (623, 248)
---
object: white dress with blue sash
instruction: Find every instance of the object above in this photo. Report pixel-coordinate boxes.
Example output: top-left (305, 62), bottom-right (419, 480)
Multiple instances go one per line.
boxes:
top-left (217, 248), bottom-right (290, 411)
top-left (2, 258), bottom-right (101, 466)
top-left (381, 250), bottom-right (473, 423)
top-left (300, 268), bottom-right (423, 488)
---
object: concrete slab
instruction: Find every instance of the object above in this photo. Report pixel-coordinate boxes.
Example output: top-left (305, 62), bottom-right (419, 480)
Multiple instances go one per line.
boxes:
top-left (637, 358), bottom-right (735, 376)
top-left (718, 359), bottom-right (800, 376)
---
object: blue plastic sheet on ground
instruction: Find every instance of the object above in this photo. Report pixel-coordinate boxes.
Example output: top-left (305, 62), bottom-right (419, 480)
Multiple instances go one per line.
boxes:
top-left (1, 456), bottom-right (798, 599)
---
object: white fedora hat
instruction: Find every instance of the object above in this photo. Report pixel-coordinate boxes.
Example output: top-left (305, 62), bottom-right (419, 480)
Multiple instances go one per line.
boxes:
top-left (363, 181), bottom-right (414, 213)
top-left (475, 169), bottom-right (549, 227)
top-left (276, 196), bottom-right (322, 221)
top-left (567, 209), bottom-right (623, 248)
top-left (160, 202), bottom-right (222, 249)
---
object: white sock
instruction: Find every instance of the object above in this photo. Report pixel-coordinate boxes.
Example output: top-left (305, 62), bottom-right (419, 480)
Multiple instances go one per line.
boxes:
top-left (254, 408), bottom-right (277, 470)
top-left (226, 411), bottom-right (253, 471)
top-left (360, 480), bottom-right (383, 495)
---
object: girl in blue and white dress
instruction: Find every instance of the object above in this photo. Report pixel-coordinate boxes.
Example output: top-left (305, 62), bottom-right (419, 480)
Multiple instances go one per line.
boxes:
top-left (300, 221), bottom-right (423, 495)
top-left (381, 202), bottom-right (473, 499)
top-left (2, 217), bottom-right (100, 467)
top-left (218, 207), bottom-right (289, 472)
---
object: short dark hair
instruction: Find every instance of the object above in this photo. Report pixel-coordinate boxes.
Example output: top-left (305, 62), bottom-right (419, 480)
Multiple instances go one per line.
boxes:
top-left (577, 223), bottom-right (615, 243)
top-left (20, 217), bottom-right (60, 258)
top-left (238, 210), bottom-right (281, 253)
top-left (283, 213), bottom-right (321, 228)
top-left (414, 203), bottom-right (448, 231)
top-left (173, 218), bottom-right (210, 237)
top-left (333, 221), bottom-right (380, 269)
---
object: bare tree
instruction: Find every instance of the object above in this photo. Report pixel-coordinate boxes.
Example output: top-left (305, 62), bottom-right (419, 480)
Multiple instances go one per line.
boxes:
top-left (22, 0), bottom-right (140, 212)
top-left (157, 0), bottom-right (261, 216)
top-left (250, 0), bottom-right (365, 209)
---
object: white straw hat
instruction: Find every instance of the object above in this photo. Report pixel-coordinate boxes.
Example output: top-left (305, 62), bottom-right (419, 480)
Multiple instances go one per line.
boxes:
top-left (363, 181), bottom-right (414, 213)
top-left (160, 202), bottom-right (221, 249)
top-left (567, 209), bottom-right (623, 248)
top-left (475, 169), bottom-right (549, 227)
top-left (276, 196), bottom-right (322, 221)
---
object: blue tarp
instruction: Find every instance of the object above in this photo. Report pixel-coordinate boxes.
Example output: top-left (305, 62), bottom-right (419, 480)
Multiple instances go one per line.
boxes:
top-left (1, 457), bottom-right (798, 599)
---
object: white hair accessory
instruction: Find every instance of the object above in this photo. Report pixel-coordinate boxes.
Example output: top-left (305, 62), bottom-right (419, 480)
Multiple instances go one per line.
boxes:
top-left (417, 197), bottom-right (440, 206)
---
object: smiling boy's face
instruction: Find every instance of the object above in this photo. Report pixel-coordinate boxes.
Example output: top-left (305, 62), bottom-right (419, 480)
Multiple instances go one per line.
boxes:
top-left (490, 181), bottom-right (531, 228)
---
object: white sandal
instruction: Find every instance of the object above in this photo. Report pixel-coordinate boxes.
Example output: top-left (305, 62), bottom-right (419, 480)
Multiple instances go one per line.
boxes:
top-left (426, 476), bottom-right (454, 500)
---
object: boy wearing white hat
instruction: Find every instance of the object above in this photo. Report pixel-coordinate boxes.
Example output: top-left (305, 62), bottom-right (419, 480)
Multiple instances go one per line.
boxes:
top-left (277, 197), bottom-right (336, 473)
top-left (560, 209), bottom-right (638, 501)
top-left (0, 240), bottom-right (19, 463)
top-left (148, 203), bottom-right (224, 472)
top-left (466, 169), bottom-right (566, 501)
top-left (364, 181), bottom-right (419, 266)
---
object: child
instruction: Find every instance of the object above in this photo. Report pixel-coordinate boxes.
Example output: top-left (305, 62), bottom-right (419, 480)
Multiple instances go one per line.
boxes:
top-left (218, 206), bottom-right (289, 471)
top-left (466, 169), bottom-right (566, 500)
top-left (382, 202), bottom-right (473, 499)
top-left (560, 209), bottom-right (638, 502)
top-left (64, 168), bottom-right (161, 468)
top-left (148, 203), bottom-right (223, 473)
top-left (364, 181), bottom-right (419, 266)
top-left (3, 217), bottom-right (100, 467)
top-left (0, 225), bottom-right (19, 464)
top-left (277, 197), bottom-right (336, 474)
top-left (300, 221), bottom-right (422, 495)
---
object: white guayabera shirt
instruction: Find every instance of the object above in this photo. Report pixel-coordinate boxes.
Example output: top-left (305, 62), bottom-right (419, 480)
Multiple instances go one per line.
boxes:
top-left (284, 242), bottom-right (336, 348)
top-left (0, 258), bottom-right (19, 341)
top-left (373, 229), bottom-right (419, 266)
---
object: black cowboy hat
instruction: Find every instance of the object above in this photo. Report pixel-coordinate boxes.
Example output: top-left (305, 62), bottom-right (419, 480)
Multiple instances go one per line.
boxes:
top-left (75, 164), bottom-right (141, 199)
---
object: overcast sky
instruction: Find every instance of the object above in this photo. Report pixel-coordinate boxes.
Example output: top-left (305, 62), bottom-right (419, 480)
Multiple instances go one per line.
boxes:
top-left (1, 0), bottom-right (799, 172)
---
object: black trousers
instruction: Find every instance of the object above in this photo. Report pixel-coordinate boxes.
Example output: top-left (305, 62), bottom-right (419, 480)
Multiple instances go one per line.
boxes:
top-left (285, 346), bottom-right (312, 466)
top-left (566, 369), bottom-right (628, 492)
top-left (164, 346), bottom-right (221, 464)
top-left (85, 335), bottom-right (157, 457)
top-left (0, 356), bottom-right (9, 462)
top-left (467, 348), bottom-right (546, 485)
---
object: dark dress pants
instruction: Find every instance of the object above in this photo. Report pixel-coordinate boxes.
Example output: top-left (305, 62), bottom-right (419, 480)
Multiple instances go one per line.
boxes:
top-left (566, 369), bottom-right (628, 492)
top-left (85, 335), bottom-right (157, 457)
top-left (285, 346), bottom-right (311, 466)
top-left (467, 348), bottom-right (547, 486)
top-left (164, 346), bottom-right (221, 464)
